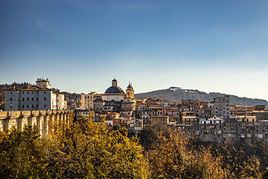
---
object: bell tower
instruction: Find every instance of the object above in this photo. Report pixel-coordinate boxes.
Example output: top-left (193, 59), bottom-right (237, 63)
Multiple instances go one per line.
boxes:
top-left (126, 83), bottom-right (135, 99)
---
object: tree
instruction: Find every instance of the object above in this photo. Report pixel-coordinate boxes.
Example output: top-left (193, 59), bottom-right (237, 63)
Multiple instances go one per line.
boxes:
top-left (0, 116), bottom-right (149, 178)
top-left (147, 129), bottom-right (228, 179)
top-left (0, 127), bottom-right (49, 178)
top-left (212, 143), bottom-right (265, 179)
top-left (138, 122), bottom-right (171, 150)
top-left (240, 156), bottom-right (262, 179)
top-left (138, 127), bottom-right (159, 150)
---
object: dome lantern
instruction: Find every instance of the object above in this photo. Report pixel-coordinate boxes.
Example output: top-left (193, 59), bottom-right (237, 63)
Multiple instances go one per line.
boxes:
top-left (112, 79), bottom-right (117, 87)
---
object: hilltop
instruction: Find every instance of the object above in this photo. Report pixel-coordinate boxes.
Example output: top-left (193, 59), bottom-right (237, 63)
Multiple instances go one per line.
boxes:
top-left (136, 87), bottom-right (268, 106)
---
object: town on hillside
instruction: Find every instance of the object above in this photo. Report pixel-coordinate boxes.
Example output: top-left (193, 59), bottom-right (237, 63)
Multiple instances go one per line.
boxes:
top-left (1, 78), bottom-right (268, 145)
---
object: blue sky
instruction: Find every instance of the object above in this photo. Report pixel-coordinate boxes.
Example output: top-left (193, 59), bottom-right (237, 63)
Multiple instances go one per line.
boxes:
top-left (1, 0), bottom-right (268, 100)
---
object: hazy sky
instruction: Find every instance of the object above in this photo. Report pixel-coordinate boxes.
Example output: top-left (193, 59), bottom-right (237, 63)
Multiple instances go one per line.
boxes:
top-left (1, 0), bottom-right (268, 100)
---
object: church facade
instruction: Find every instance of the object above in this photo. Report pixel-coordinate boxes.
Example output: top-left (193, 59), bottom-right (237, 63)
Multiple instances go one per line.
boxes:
top-left (93, 79), bottom-right (136, 123)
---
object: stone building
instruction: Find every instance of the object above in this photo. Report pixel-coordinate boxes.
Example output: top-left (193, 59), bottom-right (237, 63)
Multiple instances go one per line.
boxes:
top-left (80, 92), bottom-right (96, 110)
top-left (222, 118), bottom-right (240, 143)
top-left (178, 111), bottom-right (199, 135)
top-left (198, 117), bottom-right (224, 143)
top-left (4, 78), bottom-right (67, 111)
top-left (211, 95), bottom-right (230, 118)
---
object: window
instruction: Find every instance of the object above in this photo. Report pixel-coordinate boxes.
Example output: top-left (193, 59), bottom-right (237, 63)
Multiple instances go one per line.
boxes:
top-left (22, 105), bottom-right (24, 108)
top-left (10, 92), bottom-right (12, 94)
top-left (27, 105), bottom-right (29, 109)
top-left (27, 92), bottom-right (29, 94)
top-left (44, 104), bottom-right (46, 108)
top-left (44, 97), bottom-right (46, 101)
top-left (44, 91), bottom-right (46, 94)
top-left (32, 98), bottom-right (34, 101)
top-left (10, 98), bottom-right (12, 101)
top-left (36, 104), bottom-right (38, 108)
top-left (32, 104), bottom-right (34, 108)
top-left (22, 98), bottom-right (24, 101)
top-left (27, 98), bottom-right (29, 101)
top-left (36, 98), bottom-right (39, 101)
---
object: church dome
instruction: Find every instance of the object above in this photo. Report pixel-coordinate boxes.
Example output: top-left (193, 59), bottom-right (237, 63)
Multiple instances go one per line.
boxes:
top-left (105, 86), bottom-right (125, 94)
top-left (104, 79), bottom-right (125, 94)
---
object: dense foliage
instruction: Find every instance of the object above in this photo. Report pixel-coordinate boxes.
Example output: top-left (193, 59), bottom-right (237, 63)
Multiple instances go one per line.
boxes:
top-left (0, 117), bottom-right (149, 178)
top-left (139, 124), bottom-right (268, 179)
top-left (147, 131), bottom-right (227, 179)
top-left (1, 118), bottom-right (268, 178)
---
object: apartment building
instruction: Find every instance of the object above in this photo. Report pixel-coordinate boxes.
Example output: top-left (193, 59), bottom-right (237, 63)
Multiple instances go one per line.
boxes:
top-left (80, 92), bottom-right (96, 110)
top-left (211, 95), bottom-right (231, 118)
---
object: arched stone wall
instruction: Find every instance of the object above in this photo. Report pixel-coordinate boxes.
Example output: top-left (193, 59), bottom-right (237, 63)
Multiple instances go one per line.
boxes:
top-left (0, 110), bottom-right (74, 137)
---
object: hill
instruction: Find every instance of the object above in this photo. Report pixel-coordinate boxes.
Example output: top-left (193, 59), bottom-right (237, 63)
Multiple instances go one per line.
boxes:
top-left (136, 87), bottom-right (268, 106)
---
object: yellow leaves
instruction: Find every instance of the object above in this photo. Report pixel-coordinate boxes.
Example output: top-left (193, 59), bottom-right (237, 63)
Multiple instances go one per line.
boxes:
top-left (240, 156), bottom-right (262, 179)
top-left (147, 129), bottom-right (228, 179)
top-left (59, 117), bottom-right (150, 178)
top-left (7, 114), bottom-right (267, 178)
top-left (0, 116), bottom-right (150, 178)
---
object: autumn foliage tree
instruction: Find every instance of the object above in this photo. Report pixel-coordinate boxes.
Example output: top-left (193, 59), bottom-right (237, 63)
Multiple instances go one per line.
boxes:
top-left (0, 117), bottom-right (149, 178)
top-left (48, 117), bottom-right (149, 178)
top-left (212, 144), bottom-right (264, 179)
top-left (1, 117), bottom-right (268, 179)
top-left (0, 127), bottom-right (49, 178)
top-left (146, 129), bottom-right (228, 179)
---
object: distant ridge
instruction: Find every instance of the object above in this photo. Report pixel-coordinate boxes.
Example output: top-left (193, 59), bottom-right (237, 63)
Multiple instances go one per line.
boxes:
top-left (136, 87), bottom-right (268, 106)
